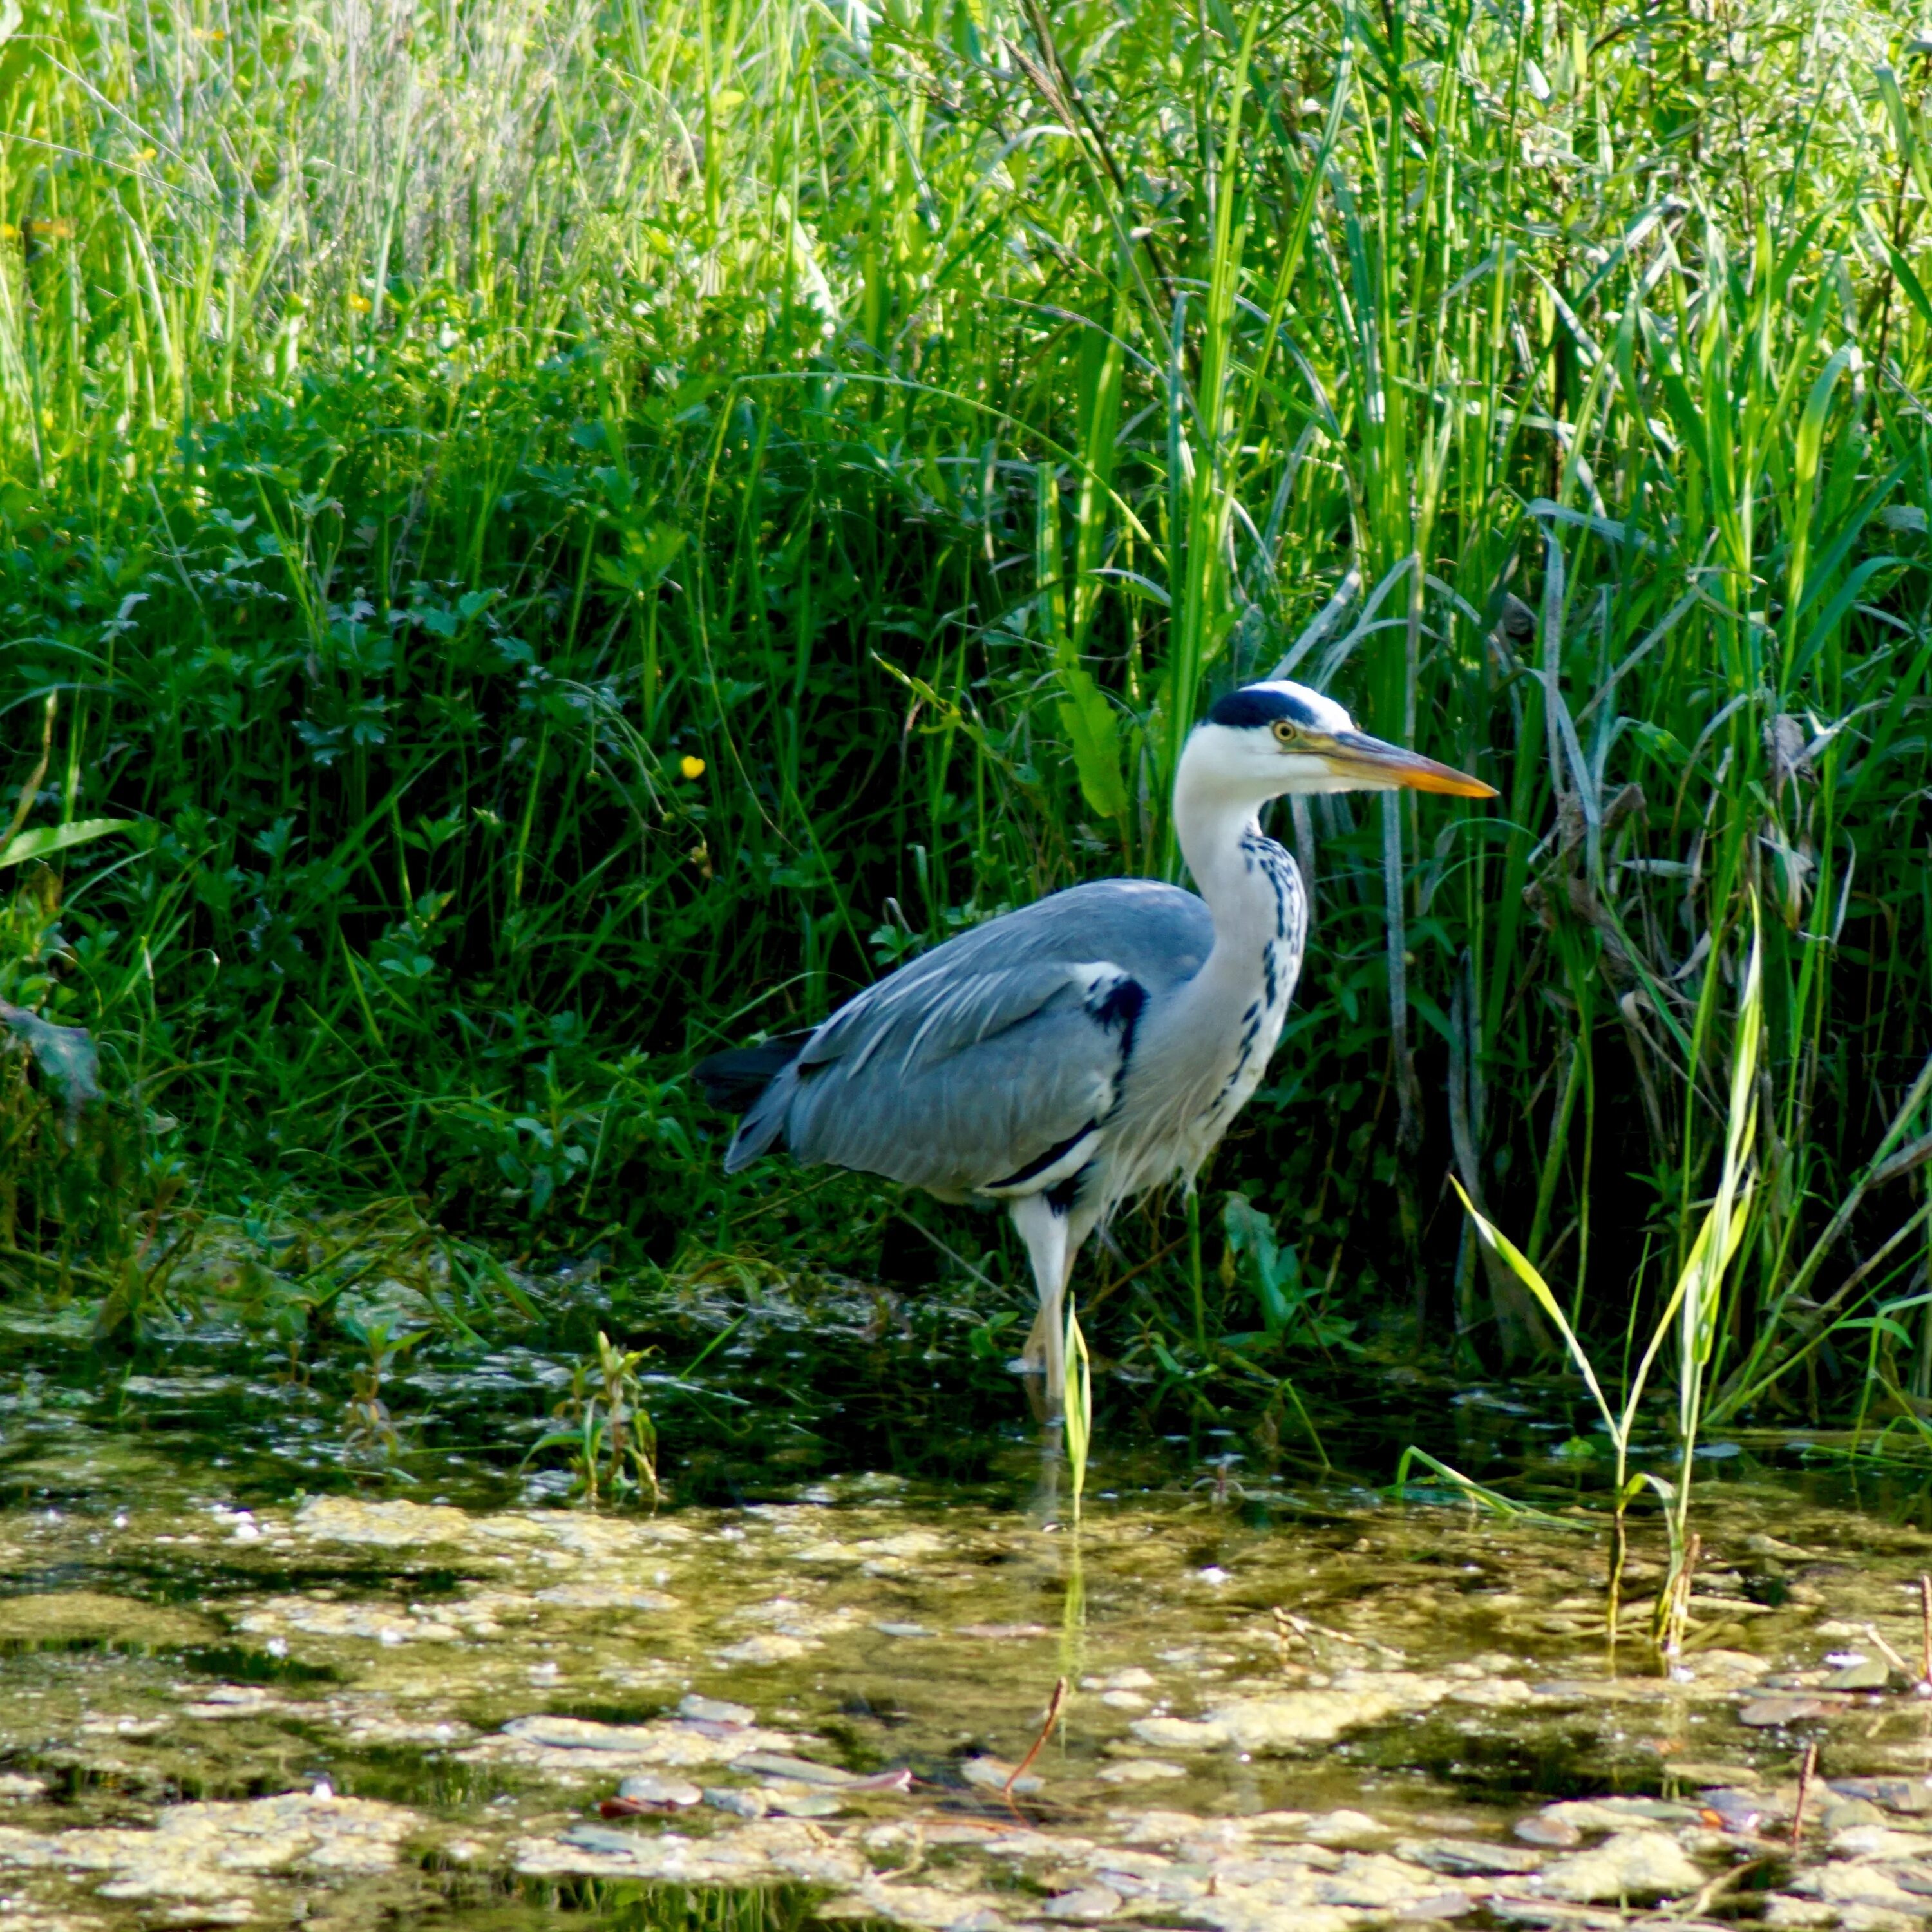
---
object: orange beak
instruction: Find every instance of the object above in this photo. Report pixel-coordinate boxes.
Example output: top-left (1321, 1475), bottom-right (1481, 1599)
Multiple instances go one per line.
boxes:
top-left (1323, 731), bottom-right (1497, 799)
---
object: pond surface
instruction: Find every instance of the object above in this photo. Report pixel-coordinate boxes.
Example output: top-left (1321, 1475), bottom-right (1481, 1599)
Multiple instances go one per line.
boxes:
top-left (5, 1304), bottom-right (1932, 1931)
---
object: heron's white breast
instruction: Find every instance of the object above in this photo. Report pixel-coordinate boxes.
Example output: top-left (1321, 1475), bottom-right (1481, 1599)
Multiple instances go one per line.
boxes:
top-left (1083, 831), bottom-right (1307, 1215)
top-left (1094, 933), bottom-right (1300, 1206)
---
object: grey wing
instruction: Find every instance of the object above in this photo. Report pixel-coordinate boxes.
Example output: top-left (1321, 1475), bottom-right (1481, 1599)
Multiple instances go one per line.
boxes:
top-left (724, 878), bottom-right (1212, 1197)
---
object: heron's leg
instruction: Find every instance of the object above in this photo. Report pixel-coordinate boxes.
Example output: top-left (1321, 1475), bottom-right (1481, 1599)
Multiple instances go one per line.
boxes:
top-left (1017, 1307), bottom-right (1050, 1374)
top-left (1010, 1195), bottom-right (1070, 1420)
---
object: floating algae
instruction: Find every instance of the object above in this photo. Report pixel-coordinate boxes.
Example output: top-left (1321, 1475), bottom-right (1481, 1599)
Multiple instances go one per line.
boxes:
top-left (0, 1468), bottom-right (1932, 1924)
top-left (5, 1344), bottom-right (1932, 1926)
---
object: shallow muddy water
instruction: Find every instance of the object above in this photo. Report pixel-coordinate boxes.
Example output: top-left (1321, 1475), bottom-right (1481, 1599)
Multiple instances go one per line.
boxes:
top-left (6, 1308), bottom-right (1932, 1929)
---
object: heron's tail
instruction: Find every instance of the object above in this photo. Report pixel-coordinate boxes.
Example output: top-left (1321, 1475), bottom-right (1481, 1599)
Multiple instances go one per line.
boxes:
top-left (692, 1032), bottom-right (810, 1112)
top-left (695, 1032), bottom-right (813, 1172)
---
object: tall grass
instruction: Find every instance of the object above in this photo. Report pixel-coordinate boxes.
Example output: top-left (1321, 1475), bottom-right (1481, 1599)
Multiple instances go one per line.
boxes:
top-left (0, 0), bottom-right (1929, 1437)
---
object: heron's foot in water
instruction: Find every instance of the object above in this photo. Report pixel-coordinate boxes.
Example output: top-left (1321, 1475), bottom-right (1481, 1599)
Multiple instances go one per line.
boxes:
top-left (1011, 1306), bottom-right (1050, 1373)
top-left (1008, 1310), bottom-right (1065, 1423)
top-left (1018, 1368), bottom-right (1066, 1426)
top-left (1028, 1421), bottom-right (1065, 1521)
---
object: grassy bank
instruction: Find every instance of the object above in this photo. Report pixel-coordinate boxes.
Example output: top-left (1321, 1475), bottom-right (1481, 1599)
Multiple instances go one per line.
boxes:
top-left (1, 0), bottom-right (1929, 1440)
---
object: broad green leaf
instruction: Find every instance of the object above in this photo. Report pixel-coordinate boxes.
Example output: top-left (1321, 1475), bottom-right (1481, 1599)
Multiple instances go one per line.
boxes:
top-left (1224, 1192), bottom-right (1299, 1333)
top-left (0, 1000), bottom-right (102, 1125)
top-left (1056, 668), bottom-right (1129, 823)
top-left (1039, 456), bottom-right (1128, 822)
top-left (1884, 238), bottom-right (1932, 331)
top-left (1071, 309), bottom-right (1125, 648)
top-left (1794, 556), bottom-right (1904, 684)
top-left (0, 819), bottom-right (132, 869)
top-left (1793, 346), bottom-right (1850, 502)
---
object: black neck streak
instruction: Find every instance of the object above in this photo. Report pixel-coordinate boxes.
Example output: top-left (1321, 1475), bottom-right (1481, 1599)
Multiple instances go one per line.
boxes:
top-left (1215, 831), bottom-right (1305, 1108)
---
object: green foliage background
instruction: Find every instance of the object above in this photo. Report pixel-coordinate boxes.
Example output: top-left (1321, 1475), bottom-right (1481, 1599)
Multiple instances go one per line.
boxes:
top-left (1, 0), bottom-right (1930, 1421)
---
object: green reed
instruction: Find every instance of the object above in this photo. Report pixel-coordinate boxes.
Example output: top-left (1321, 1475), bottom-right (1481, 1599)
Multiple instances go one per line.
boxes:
top-left (0, 0), bottom-right (1927, 1444)
top-left (1455, 895), bottom-right (1764, 1655)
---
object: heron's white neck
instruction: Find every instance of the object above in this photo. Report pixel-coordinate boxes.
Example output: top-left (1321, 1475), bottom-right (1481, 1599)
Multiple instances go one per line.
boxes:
top-left (1172, 750), bottom-right (1294, 958)
top-left (1129, 743), bottom-right (1305, 1157)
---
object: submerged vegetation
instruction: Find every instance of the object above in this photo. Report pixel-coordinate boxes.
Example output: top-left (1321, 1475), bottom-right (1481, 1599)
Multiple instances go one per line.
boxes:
top-left (1, 0), bottom-right (1931, 1473)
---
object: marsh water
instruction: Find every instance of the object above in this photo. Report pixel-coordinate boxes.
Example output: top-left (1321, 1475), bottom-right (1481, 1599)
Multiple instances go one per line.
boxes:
top-left (6, 1296), bottom-right (1932, 1931)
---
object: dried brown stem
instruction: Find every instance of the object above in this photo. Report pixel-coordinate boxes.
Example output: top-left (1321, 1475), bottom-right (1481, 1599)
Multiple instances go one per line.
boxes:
top-left (1921, 1575), bottom-right (1931, 1687)
top-left (1004, 1677), bottom-right (1069, 1796)
top-left (1790, 1740), bottom-right (1818, 1852)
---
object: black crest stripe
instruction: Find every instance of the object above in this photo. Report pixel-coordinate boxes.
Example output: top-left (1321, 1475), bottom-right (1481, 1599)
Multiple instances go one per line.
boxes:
top-left (1207, 686), bottom-right (1321, 730)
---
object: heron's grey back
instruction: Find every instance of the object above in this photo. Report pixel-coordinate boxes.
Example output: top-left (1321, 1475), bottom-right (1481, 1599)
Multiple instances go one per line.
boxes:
top-left (726, 878), bottom-right (1212, 1195)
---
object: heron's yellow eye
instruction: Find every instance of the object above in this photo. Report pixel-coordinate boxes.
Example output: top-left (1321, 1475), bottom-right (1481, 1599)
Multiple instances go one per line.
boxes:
top-left (1271, 719), bottom-right (1300, 746)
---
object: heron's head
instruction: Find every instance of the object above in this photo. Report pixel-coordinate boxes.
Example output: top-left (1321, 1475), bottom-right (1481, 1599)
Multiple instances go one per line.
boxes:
top-left (1185, 680), bottom-right (1496, 802)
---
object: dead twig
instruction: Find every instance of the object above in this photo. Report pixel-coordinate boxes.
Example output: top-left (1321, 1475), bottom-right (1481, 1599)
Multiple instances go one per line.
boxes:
top-left (1675, 1856), bottom-right (1770, 1920)
top-left (1004, 1678), bottom-right (1068, 1797)
top-left (1272, 1607), bottom-right (1406, 1665)
top-left (1860, 1620), bottom-right (1914, 1676)
top-left (1918, 1574), bottom-right (1931, 1691)
top-left (1790, 1740), bottom-right (1818, 1853)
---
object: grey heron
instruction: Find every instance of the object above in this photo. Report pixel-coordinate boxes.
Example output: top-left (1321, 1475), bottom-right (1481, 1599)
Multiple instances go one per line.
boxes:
top-left (696, 681), bottom-right (1495, 1412)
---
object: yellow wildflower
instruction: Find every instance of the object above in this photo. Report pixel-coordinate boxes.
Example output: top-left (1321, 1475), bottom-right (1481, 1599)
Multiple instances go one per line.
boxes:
top-left (679, 755), bottom-right (706, 780)
top-left (348, 292), bottom-right (372, 314)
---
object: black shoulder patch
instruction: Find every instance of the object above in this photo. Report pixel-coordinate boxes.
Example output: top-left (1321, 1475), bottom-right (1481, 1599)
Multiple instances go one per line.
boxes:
top-left (1207, 685), bottom-right (1320, 730)
top-left (1090, 976), bottom-right (1147, 1032)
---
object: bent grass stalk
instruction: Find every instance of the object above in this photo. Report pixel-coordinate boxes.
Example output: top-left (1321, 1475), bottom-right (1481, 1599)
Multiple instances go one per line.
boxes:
top-left (1388, 1444), bottom-right (1592, 1534)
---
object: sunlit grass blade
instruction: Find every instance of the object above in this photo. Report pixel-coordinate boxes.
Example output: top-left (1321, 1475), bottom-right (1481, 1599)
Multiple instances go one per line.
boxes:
top-left (1389, 1446), bottom-right (1594, 1533)
top-left (1451, 1177), bottom-right (1616, 1443)
top-left (1063, 1295), bottom-right (1093, 1524)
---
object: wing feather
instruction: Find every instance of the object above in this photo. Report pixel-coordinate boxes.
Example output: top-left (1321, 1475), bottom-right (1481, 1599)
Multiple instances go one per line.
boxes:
top-left (724, 879), bottom-right (1210, 1193)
